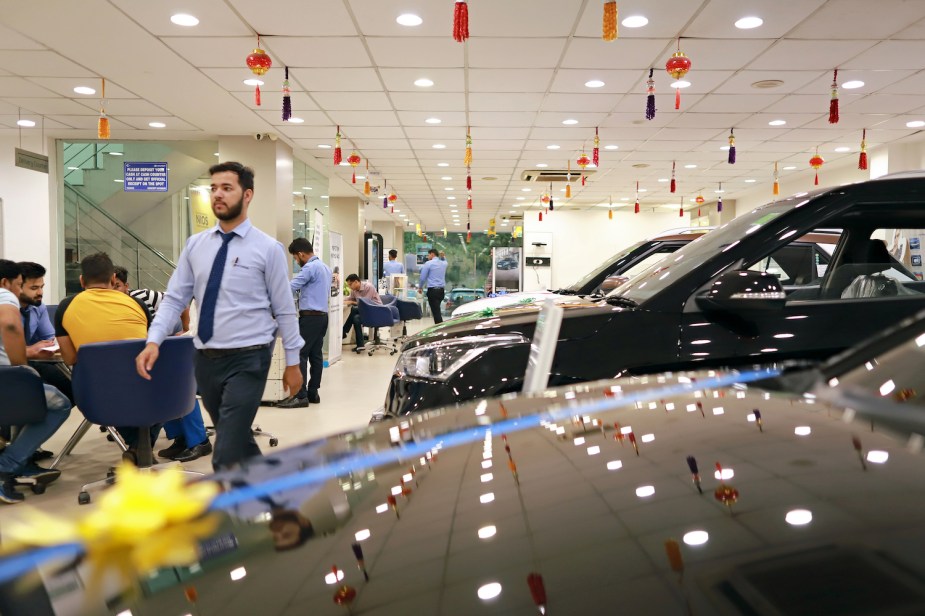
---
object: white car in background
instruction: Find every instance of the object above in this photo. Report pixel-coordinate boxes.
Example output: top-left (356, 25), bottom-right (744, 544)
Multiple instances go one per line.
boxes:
top-left (452, 228), bottom-right (711, 317)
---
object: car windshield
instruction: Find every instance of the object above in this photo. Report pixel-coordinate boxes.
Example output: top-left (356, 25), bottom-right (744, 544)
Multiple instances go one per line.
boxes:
top-left (565, 240), bottom-right (648, 292)
top-left (609, 197), bottom-right (807, 303)
top-left (821, 310), bottom-right (925, 411)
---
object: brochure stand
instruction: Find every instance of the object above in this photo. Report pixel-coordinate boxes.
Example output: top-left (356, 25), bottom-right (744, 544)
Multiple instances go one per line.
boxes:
top-left (521, 298), bottom-right (564, 394)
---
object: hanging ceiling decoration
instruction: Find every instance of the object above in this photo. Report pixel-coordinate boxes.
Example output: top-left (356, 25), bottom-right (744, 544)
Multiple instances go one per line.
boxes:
top-left (645, 68), bottom-right (656, 120)
top-left (773, 162), bottom-right (780, 196)
top-left (727, 129), bottom-right (736, 164)
top-left (665, 40), bottom-right (691, 110)
top-left (593, 127), bottom-right (600, 167)
top-left (347, 152), bottom-right (361, 184)
top-left (828, 69), bottom-right (839, 124)
top-left (810, 148), bottom-right (825, 185)
top-left (453, 1), bottom-right (469, 43)
top-left (858, 129), bottom-right (868, 170)
top-left (602, 1), bottom-right (617, 41)
top-left (465, 129), bottom-right (473, 210)
top-left (717, 183), bottom-right (723, 213)
top-left (670, 161), bottom-right (676, 193)
top-left (577, 152), bottom-right (590, 186)
top-left (634, 181), bottom-right (640, 214)
top-left (333, 126), bottom-right (342, 166)
top-left (565, 160), bottom-right (572, 198)
top-left (245, 38), bottom-right (271, 106)
top-left (97, 78), bottom-right (109, 140)
top-left (281, 67), bottom-right (291, 121)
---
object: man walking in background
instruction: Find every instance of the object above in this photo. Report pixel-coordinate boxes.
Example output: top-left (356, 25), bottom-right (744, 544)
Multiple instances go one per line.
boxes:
top-left (280, 237), bottom-right (331, 408)
top-left (136, 162), bottom-right (303, 470)
top-left (420, 248), bottom-right (448, 324)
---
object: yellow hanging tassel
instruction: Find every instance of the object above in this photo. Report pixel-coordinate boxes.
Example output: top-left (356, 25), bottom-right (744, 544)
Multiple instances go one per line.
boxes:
top-left (565, 184), bottom-right (571, 198)
top-left (464, 132), bottom-right (472, 166)
top-left (772, 162), bottom-right (780, 196)
top-left (608, 208), bottom-right (613, 220)
top-left (603, 1), bottom-right (618, 41)
top-left (363, 180), bottom-right (370, 196)
top-left (97, 78), bottom-right (110, 140)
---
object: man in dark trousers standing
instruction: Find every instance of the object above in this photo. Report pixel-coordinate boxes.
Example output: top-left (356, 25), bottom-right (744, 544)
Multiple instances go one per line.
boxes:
top-left (278, 237), bottom-right (331, 408)
top-left (136, 162), bottom-right (303, 470)
top-left (419, 248), bottom-right (448, 324)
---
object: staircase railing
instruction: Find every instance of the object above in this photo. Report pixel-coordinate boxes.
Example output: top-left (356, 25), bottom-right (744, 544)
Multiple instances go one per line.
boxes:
top-left (63, 185), bottom-right (177, 295)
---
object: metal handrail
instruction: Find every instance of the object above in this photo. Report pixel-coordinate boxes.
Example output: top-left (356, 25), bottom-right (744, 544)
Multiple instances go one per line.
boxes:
top-left (64, 185), bottom-right (176, 270)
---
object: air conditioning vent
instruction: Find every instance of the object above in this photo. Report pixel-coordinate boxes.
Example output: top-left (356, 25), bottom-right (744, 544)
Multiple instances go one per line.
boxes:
top-left (520, 169), bottom-right (596, 182)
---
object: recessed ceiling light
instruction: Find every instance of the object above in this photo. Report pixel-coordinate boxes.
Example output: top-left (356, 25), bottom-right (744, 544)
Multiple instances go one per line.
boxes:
top-left (783, 165), bottom-right (796, 170)
top-left (214, 152), bottom-right (220, 156)
top-left (444, 187), bottom-right (454, 191)
top-left (684, 164), bottom-right (697, 169)
top-left (109, 151), bottom-right (123, 156)
top-left (320, 195), bottom-right (329, 199)
top-left (604, 144), bottom-right (618, 150)
top-left (437, 162), bottom-right (449, 167)
top-left (392, 209), bottom-right (400, 213)
top-left (638, 188), bottom-right (647, 192)
top-left (414, 78), bottom-right (434, 88)
top-left (735, 16), bottom-right (763, 29)
top-left (834, 146), bottom-right (851, 152)
top-left (585, 80), bottom-right (605, 88)
top-left (745, 179), bottom-right (757, 183)
top-left (562, 119), bottom-right (579, 125)
top-left (302, 186), bottom-right (311, 189)
top-left (509, 210), bottom-right (516, 213)
top-left (243, 78), bottom-right (264, 87)
top-left (906, 120), bottom-right (925, 128)
top-left (170, 13), bottom-right (199, 26)
top-left (546, 144), bottom-right (560, 150)
top-left (516, 197), bottom-right (525, 200)
top-left (657, 178), bottom-right (668, 183)
top-left (292, 191), bottom-right (302, 195)
top-left (768, 119), bottom-right (786, 126)
top-left (318, 144), bottom-right (332, 149)
top-left (536, 163), bottom-right (548, 168)
top-left (67, 166), bottom-right (79, 170)
top-left (842, 80), bottom-right (864, 89)
top-left (521, 188), bottom-right (531, 192)
top-left (425, 117), bottom-right (441, 124)
top-left (447, 196), bottom-right (456, 200)
top-left (16, 120), bottom-right (36, 127)
top-left (73, 86), bottom-right (95, 95)
top-left (432, 144), bottom-right (446, 149)
top-left (751, 79), bottom-right (784, 89)
top-left (148, 122), bottom-right (166, 128)
top-left (622, 15), bottom-right (649, 28)
top-left (287, 117), bottom-right (304, 123)
top-left (441, 176), bottom-right (453, 180)
top-left (671, 80), bottom-right (691, 89)
top-left (720, 145), bottom-right (730, 151)
top-left (396, 13), bottom-right (423, 26)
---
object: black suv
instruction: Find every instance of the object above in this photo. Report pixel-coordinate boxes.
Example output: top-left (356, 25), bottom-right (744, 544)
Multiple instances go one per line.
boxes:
top-left (383, 173), bottom-right (925, 417)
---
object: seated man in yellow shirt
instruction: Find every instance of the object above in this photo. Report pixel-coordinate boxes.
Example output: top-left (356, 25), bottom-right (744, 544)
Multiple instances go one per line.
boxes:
top-left (54, 253), bottom-right (154, 453)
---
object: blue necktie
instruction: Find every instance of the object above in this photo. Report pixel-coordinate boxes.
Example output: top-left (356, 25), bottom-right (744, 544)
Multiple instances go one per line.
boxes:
top-left (198, 231), bottom-right (235, 344)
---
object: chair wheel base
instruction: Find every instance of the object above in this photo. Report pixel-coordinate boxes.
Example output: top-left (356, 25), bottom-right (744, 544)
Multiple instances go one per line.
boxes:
top-left (368, 351), bottom-right (374, 356)
top-left (78, 491), bottom-right (91, 505)
top-left (390, 350), bottom-right (397, 356)
top-left (269, 438), bottom-right (279, 447)
top-left (30, 484), bottom-right (46, 495)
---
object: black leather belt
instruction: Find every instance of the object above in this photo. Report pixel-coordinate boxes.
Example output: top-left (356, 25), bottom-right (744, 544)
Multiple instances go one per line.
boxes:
top-left (299, 310), bottom-right (326, 316)
top-left (198, 343), bottom-right (271, 358)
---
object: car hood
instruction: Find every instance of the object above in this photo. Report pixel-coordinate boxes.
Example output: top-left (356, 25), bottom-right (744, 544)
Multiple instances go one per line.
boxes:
top-left (406, 300), bottom-right (614, 348)
top-left (451, 291), bottom-right (591, 317)
top-left (13, 367), bottom-right (925, 615)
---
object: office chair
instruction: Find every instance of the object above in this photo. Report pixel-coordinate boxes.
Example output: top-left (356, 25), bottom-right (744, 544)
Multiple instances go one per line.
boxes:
top-left (0, 365), bottom-right (52, 494)
top-left (357, 297), bottom-right (399, 356)
top-left (394, 297), bottom-right (423, 341)
top-left (71, 337), bottom-right (202, 504)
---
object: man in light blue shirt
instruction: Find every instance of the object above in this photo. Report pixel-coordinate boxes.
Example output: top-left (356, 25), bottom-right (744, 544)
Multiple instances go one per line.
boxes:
top-left (278, 237), bottom-right (332, 408)
top-left (136, 162), bottom-right (303, 470)
top-left (419, 248), bottom-right (448, 324)
top-left (383, 249), bottom-right (404, 276)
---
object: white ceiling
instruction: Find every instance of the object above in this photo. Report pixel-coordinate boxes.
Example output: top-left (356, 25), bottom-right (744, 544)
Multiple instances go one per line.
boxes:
top-left (2, 0), bottom-right (925, 231)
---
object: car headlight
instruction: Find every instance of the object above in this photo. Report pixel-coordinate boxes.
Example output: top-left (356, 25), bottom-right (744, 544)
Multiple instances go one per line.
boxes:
top-left (395, 334), bottom-right (528, 382)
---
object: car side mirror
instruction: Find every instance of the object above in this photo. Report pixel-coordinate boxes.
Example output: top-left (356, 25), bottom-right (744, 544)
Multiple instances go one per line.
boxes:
top-left (696, 270), bottom-right (786, 313)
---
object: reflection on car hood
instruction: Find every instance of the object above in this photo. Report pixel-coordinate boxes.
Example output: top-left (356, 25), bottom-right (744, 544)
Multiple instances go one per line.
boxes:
top-left (7, 367), bottom-right (925, 615)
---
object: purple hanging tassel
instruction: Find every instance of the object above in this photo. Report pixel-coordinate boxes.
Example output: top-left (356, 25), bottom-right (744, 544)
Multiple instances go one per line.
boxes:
top-left (383, 196), bottom-right (388, 209)
top-left (717, 195), bottom-right (723, 213)
top-left (645, 68), bottom-right (656, 121)
top-left (281, 67), bottom-right (292, 121)
top-left (549, 196), bottom-right (554, 211)
top-left (727, 128), bottom-right (736, 164)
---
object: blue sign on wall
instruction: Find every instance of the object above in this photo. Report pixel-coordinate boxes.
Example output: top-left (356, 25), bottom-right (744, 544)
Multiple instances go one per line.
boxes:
top-left (124, 162), bottom-right (168, 192)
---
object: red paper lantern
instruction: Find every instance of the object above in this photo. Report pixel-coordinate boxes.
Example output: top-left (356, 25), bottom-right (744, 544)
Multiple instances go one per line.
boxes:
top-left (246, 46), bottom-right (272, 106)
top-left (388, 192), bottom-right (398, 204)
top-left (333, 585), bottom-right (356, 606)
top-left (665, 47), bottom-right (691, 110)
top-left (695, 194), bottom-right (705, 205)
top-left (346, 152), bottom-right (361, 183)
top-left (577, 153), bottom-right (591, 186)
top-left (540, 194), bottom-right (550, 205)
top-left (809, 151), bottom-right (825, 186)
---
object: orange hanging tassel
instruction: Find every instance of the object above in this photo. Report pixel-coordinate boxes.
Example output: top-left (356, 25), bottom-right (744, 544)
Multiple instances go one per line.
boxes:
top-left (97, 78), bottom-right (110, 140)
top-left (602, 1), bottom-right (617, 41)
top-left (608, 208), bottom-right (613, 220)
top-left (773, 161), bottom-right (780, 196)
top-left (565, 184), bottom-right (571, 198)
top-left (364, 180), bottom-right (370, 195)
top-left (858, 129), bottom-right (868, 170)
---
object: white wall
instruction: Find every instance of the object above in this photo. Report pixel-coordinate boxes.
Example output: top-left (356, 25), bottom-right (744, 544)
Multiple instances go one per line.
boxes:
top-left (522, 208), bottom-right (687, 290)
top-left (0, 135), bottom-right (53, 276)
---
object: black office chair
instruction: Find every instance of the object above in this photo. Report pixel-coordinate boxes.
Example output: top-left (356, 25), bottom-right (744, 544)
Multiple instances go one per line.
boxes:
top-left (357, 297), bottom-right (400, 356)
top-left (0, 366), bottom-right (52, 495)
top-left (394, 297), bottom-right (423, 341)
top-left (71, 337), bottom-right (202, 504)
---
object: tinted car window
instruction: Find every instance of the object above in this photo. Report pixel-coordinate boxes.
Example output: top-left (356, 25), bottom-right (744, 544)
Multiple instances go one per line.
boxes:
top-left (567, 240), bottom-right (647, 292)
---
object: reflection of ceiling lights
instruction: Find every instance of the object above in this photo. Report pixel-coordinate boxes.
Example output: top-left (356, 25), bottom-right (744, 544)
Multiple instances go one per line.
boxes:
top-left (546, 144), bottom-right (560, 150)
top-left (536, 163), bottom-right (548, 168)
top-left (783, 165), bottom-right (796, 170)
top-left (432, 143), bottom-right (446, 149)
top-left (684, 164), bottom-right (697, 169)
top-left (683, 530), bottom-right (709, 546)
top-left (785, 509), bottom-right (813, 526)
top-left (604, 144), bottom-right (618, 150)
top-left (170, 13), bottom-right (199, 26)
top-left (437, 162), bottom-right (449, 167)
top-left (834, 146), bottom-right (850, 153)
top-left (477, 583), bottom-right (502, 601)
top-left (622, 15), bottom-right (648, 28)
top-left (396, 13), bottom-right (423, 26)
top-left (734, 16), bottom-right (763, 29)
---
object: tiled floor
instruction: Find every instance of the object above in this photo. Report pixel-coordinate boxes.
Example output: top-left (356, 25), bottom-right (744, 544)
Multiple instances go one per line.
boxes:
top-left (0, 321), bottom-right (430, 522)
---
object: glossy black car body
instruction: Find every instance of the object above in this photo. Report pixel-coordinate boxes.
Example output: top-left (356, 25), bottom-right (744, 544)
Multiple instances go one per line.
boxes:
top-left (7, 312), bottom-right (925, 615)
top-left (385, 173), bottom-right (925, 417)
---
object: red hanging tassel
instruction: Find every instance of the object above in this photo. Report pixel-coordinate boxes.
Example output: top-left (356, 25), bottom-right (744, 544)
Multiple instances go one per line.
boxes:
top-left (670, 161), bottom-right (676, 193)
top-left (255, 85), bottom-right (261, 106)
top-left (527, 573), bottom-right (547, 612)
top-left (634, 200), bottom-right (640, 214)
top-left (538, 210), bottom-right (543, 222)
top-left (828, 69), bottom-right (839, 124)
top-left (814, 171), bottom-right (820, 186)
top-left (697, 207), bottom-right (701, 217)
top-left (593, 127), bottom-right (600, 167)
top-left (453, 2), bottom-right (469, 43)
top-left (858, 128), bottom-right (868, 170)
top-left (581, 174), bottom-right (586, 186)
top-left (390, 206), bottom-right (394, 213)
top-left (675, 87), bottom-right (681, 110)
top-left (466, 174), bottom-right (472, 190)
top-left (351, 171), bottom-right (356, 184)
top-left (467, 197), bottom-right (472, 210)
top-left (679, 206), bottom-right (684, 217)
top-left (334, 126), bottom-right (342, 166)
